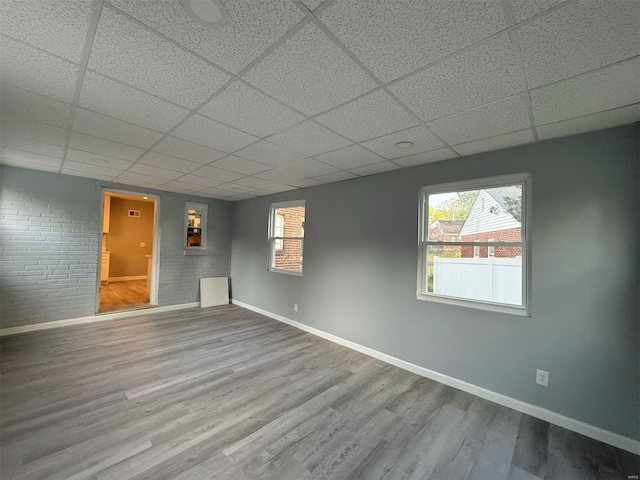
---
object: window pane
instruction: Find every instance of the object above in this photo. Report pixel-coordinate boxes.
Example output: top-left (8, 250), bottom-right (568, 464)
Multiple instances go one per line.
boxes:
top-left (187, 208), bottom-right (203, 247)
top-left (273, 239), bottom-right (303, 272)
top-left (274, 205), bottom-right (305, 238)
top-left (428, 184), bottom-right (522, 243)
top-left (426, 245), bottom-right (523, 307)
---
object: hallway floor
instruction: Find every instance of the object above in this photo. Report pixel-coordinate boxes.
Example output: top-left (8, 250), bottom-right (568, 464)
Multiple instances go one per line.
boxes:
top-left (99, 280), bottom-right (151, 313)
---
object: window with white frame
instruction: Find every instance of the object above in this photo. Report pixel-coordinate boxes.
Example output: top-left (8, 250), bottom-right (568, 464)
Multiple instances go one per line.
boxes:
top-left (417, 174), bottom-right (530, 314)
top-left (269, 200), bottom-right (305, 275)
top-left (185, 202), bottom-right (208, 249)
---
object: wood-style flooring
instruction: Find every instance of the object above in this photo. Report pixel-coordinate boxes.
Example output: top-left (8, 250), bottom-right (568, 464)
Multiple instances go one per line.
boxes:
top-left (0, 305), bottom-right (637, 480)
top-left (99, 280), bottom-right (151, 313)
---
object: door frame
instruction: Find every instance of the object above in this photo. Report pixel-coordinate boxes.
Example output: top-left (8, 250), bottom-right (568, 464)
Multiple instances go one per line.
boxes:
top-left (96, 188), bottom-right (161, 313)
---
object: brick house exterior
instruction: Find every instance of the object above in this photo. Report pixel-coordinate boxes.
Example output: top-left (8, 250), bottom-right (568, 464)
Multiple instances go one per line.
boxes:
top-left (274, 206), bottom-right (304, 271)
top-left (460, 227), bottom-right (522, 258)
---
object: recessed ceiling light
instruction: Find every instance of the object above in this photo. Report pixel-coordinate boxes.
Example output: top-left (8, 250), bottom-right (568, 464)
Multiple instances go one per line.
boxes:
top-left (394, 141), bottom-right (415, 150)
top-left (182, 0), bottom-right (228, 26)
top-left (142, 196), bottom-right (149, 199)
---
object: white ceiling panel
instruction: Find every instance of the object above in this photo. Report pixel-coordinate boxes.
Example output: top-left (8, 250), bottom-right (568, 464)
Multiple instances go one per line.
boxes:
top-left (287, 178), bottom-right (324, 188)
top-left (320, 0), bottom-right (506, 83)
top-left (89, 7), bottom-right (229, 109)
top-left (234, 140), bottom-right (306, 167)
top-left (189, 165), bottom-right (245, 182)
top-left (518, 0), bottom-right (640, 88)
top-left (428, 95), bottom-right (531, 145)
top-left (113, 171), bottom-right (166, 187)
top-left (138, 152), bottom-right (201, 173)
top-left (216, 183), bottom-right (256, 194)
top-left (62, 160), bottom-right (123, 178)
top-left (221, 193), bottom-right (257, 201)
top-left (349, 161), bottom-right (400, 177)
top-left (393, 148), bottom-right (458, 168)
top-left (158, 181), bottom-right (206, 194)
top-left (262, 184), bottom-right (300, 193)
top-left (254, 168), bottom-right (306, 184)
top-left (0, 87), bottom-right (73, 128)
top-left (128, 163), bottom-right (184, 180)
top-left (389, 34), bottom-right (522, 122)
top-left (199, 82), bottom-right (305, 137)
top-left (510, 0), bottom-right (567, 23)
top-left (268, 121), bottom-right (351, 157)
top-left (175, 175), bottom-right (225, 188)
top-left (531, 58), bottom-right (640, 125)
top-left (0, 120), bottom-right (67, 146)
top-left (153, 136), bottom-right (226, 164)
top-left (72, 108), bottom-right (163, 149)
top-left (0, 134), bottom-right (65, 158)
top-left (198, 187), bottom-right (235, 198)
top-left (211, 155), bottom-right (271, 175)
top-left (107, 0), bottom-right (303, 74)
top-left (0, 0), bottom-right (95, 63)
top-left (69, 131), bottom-right (144, 162)
top-left (234, 176), bottom-right (278, 189)
top-left (172, 114), bottom-right (258, 153)
top-left (0, 150), bottom-right (62, 171)
top-left (537, 104), bottom-right (640, 140)
top-left (315, 145), bottom-right (385, 169)
top-left (0, 37), bottom-right (80, 103)
top-left (79, 71), bottom-right (189, 132)
top-left (315, 90), bottom-right (418, 142)
top-left (61, 169), bottom-right (118, 182)
top-left (360, 126), bottom-right (446, 160)
top-left (313, 171), bottom-right (358, 183)
top-left (453, 129), bottom-right (536, 156)
top-left (65, 148), bottom-right (132, 171)
top-left (280, 158), bottom-right (339, 177)
top-left (244, 22), bottom-right (377, 115)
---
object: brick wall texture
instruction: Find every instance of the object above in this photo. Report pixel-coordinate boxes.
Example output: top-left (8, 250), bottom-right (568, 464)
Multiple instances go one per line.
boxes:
top-left (460, 227), bottom-right (522, 258)
top-left (274, 205), bottom-right (304, 272)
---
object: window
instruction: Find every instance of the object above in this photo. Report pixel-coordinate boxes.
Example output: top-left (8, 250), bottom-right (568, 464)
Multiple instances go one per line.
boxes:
top-left (269, 200), bottom-right (305, 275)
top-left (185, 202), bottom-right (207, 250)
top-left (418, 173), bottom-right (530, 315)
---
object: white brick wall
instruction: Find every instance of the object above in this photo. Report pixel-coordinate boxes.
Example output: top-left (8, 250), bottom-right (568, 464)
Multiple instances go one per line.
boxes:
top-left (0, 166), bottom-right (232, 328)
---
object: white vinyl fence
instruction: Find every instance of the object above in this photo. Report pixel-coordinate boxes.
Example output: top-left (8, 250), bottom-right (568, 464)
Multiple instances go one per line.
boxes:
top-left (433, 256), bottom-right (522, 305)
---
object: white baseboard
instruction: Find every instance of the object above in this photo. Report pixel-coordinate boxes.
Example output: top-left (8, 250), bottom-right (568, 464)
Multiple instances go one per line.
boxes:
top-left (107, 275), bottom-right (147, 282)
top-left (0, 302), bottom-right (200, 337)
top-left (231, 299), bottom-right (640, 455)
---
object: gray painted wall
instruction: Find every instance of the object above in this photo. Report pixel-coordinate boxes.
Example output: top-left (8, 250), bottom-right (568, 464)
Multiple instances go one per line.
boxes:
top-left (0, 166), bottom-right (232, 327)
top-left (231, 124), bottom-right (640, 440)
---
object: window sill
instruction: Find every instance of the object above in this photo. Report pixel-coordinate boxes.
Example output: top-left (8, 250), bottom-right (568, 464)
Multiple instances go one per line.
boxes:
top-left (184, 249), bottom-right (208, 256)
top-left (417, 293), bottom-right (530, 317)
top-left (268, 267), bottom-right (302, 277)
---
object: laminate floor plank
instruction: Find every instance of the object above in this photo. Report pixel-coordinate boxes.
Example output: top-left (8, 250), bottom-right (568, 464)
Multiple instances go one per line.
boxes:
top-left (1, 305), bottom-right (637, 480)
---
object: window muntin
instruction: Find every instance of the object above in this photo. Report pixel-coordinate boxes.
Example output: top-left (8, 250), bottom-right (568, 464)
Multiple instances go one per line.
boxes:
top-left (269, 200), bottom-right (305, 275)
top-left (185, 202), bottom-right (207, 249)
top-left (418, 174), bottom-right (530, 314)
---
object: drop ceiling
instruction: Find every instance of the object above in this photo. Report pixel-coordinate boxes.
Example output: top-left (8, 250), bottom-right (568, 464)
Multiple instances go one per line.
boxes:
top-left (1, 0), bottom-right (638, 201)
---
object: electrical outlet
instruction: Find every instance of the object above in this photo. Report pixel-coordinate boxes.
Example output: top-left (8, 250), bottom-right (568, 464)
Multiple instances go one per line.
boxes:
top-left (536, 369), bottom-right (549, 387)
top-left (293, 303), bottom-right (298, 312)
top-left (140, 242), bottom-right (145, 247)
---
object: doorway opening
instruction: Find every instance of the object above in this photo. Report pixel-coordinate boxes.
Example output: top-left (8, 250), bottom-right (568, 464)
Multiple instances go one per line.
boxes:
top-left (97, 190), bottom-right (159, 314)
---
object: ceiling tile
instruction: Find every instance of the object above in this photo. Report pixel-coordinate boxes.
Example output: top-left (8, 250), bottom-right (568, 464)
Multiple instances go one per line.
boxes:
top-left (222, 193), bottom-right (257, 201)
top-left (518, 1), bottom-right (639, 88)
top-left (0, 149), bottom-right (62, 170)
top-left (254, 168), bottom-right (306, 184)
top-left (79, 71), bottom-right (189, 132)
top-left (393, 148), bottom-right (458, 168)
top-left (108, 0), bottom-right (303, 74)
top-left (287, 178), bottom-right (324, 188)
top-left (153, 136), bottom-right (226, 164)
top-left (0, 120), bottom-right (67, 146)
top-left (315, 89), bottom-right (418, 142)
top-left (0, 87), bottom-right (72, 128)
top-left (0, 37), bottom-right (79, 103)
top-left (530, 58), bottom-right (640, 125)
top-left (300, 0), bottom-right (327, 12)
top-left (172, 114), bottom-right (258, 153)
top-left (349, 161), bottom-right (400, 176)
top-left (0, 0), bottom-right (94, 62)
top-left (61, 160), bottom-right (123, 178)
top-left (217, 183), bottom-right (256, 194)
top-left (280, 158), bottom-right (339, 177)
top-left (0, 134), bottom-right (65, 158)
top-left (89, 7), bottom-right (229, 109)
top-left (428, 95), bottom-right (531, 145)
top-left (211, 155), bottom-right (271, 175)
top-left (453, 129), bottom-right (535, 156)
top-left (313, 171), bottom-right (358, 183)
top-left (234, 176), bottom-right (278, 189)
top-left (244, 22), bottom-right (377, 115)
top-left (314, 145), bottom-right (385, 169)
top-left (66, 148), bottom-right (133, 170)
top-left (127, 163), bottom-right (184, 180)
top-left (390, 34), bottom-right (522, 122)
top-left (113, 171), bottom-right (166, 187)
top-left (189, 165), bottom-right (245, 182)
top-left (198, 187), bottom-right (234, 198)
top-left (138, 152), bottom-right (201, 173)
top-left (157, 181), bottom-right (206, 194)
top-left (360, 126), bottom-right (446, 159)
top-left (509, 0), bottom-right (566, 23)
top-left (176, 175), bottom-right (226, 188)
top-left (263, 184), bottom-right (300, 193)
top-left (69, 132), bottom-right (145, 161)
top-left (268, 121), bottom-right (351, 157)
top-left (537, 104), bottom-right (640, 140)
top-left (250, 189), bottom-right (276, 196)
top-left (73, 108), bottom-right (163, 149)
top-left (199, 82), bottom-right (305, 137)
top-left (234, 140), bottom-right (306, 167)
top-left (61, 169), bottom-right (117, 182)
top-left (320, 0), bottom-right (506, 83)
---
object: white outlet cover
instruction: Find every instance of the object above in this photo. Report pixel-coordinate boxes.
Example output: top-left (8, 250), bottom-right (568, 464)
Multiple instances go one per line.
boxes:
top-left (293, 303), bottom-right (298, 312)
top-left (536, 369), bottom-right (549, 387)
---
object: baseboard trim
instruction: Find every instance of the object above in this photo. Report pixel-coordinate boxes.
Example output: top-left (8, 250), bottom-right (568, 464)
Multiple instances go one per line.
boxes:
top-left (0, 302), bottom-right (200, 337)
top-left (231, 299), bottom-right (640, 455)
top-left (107, 275), bottom-right (147, 282)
